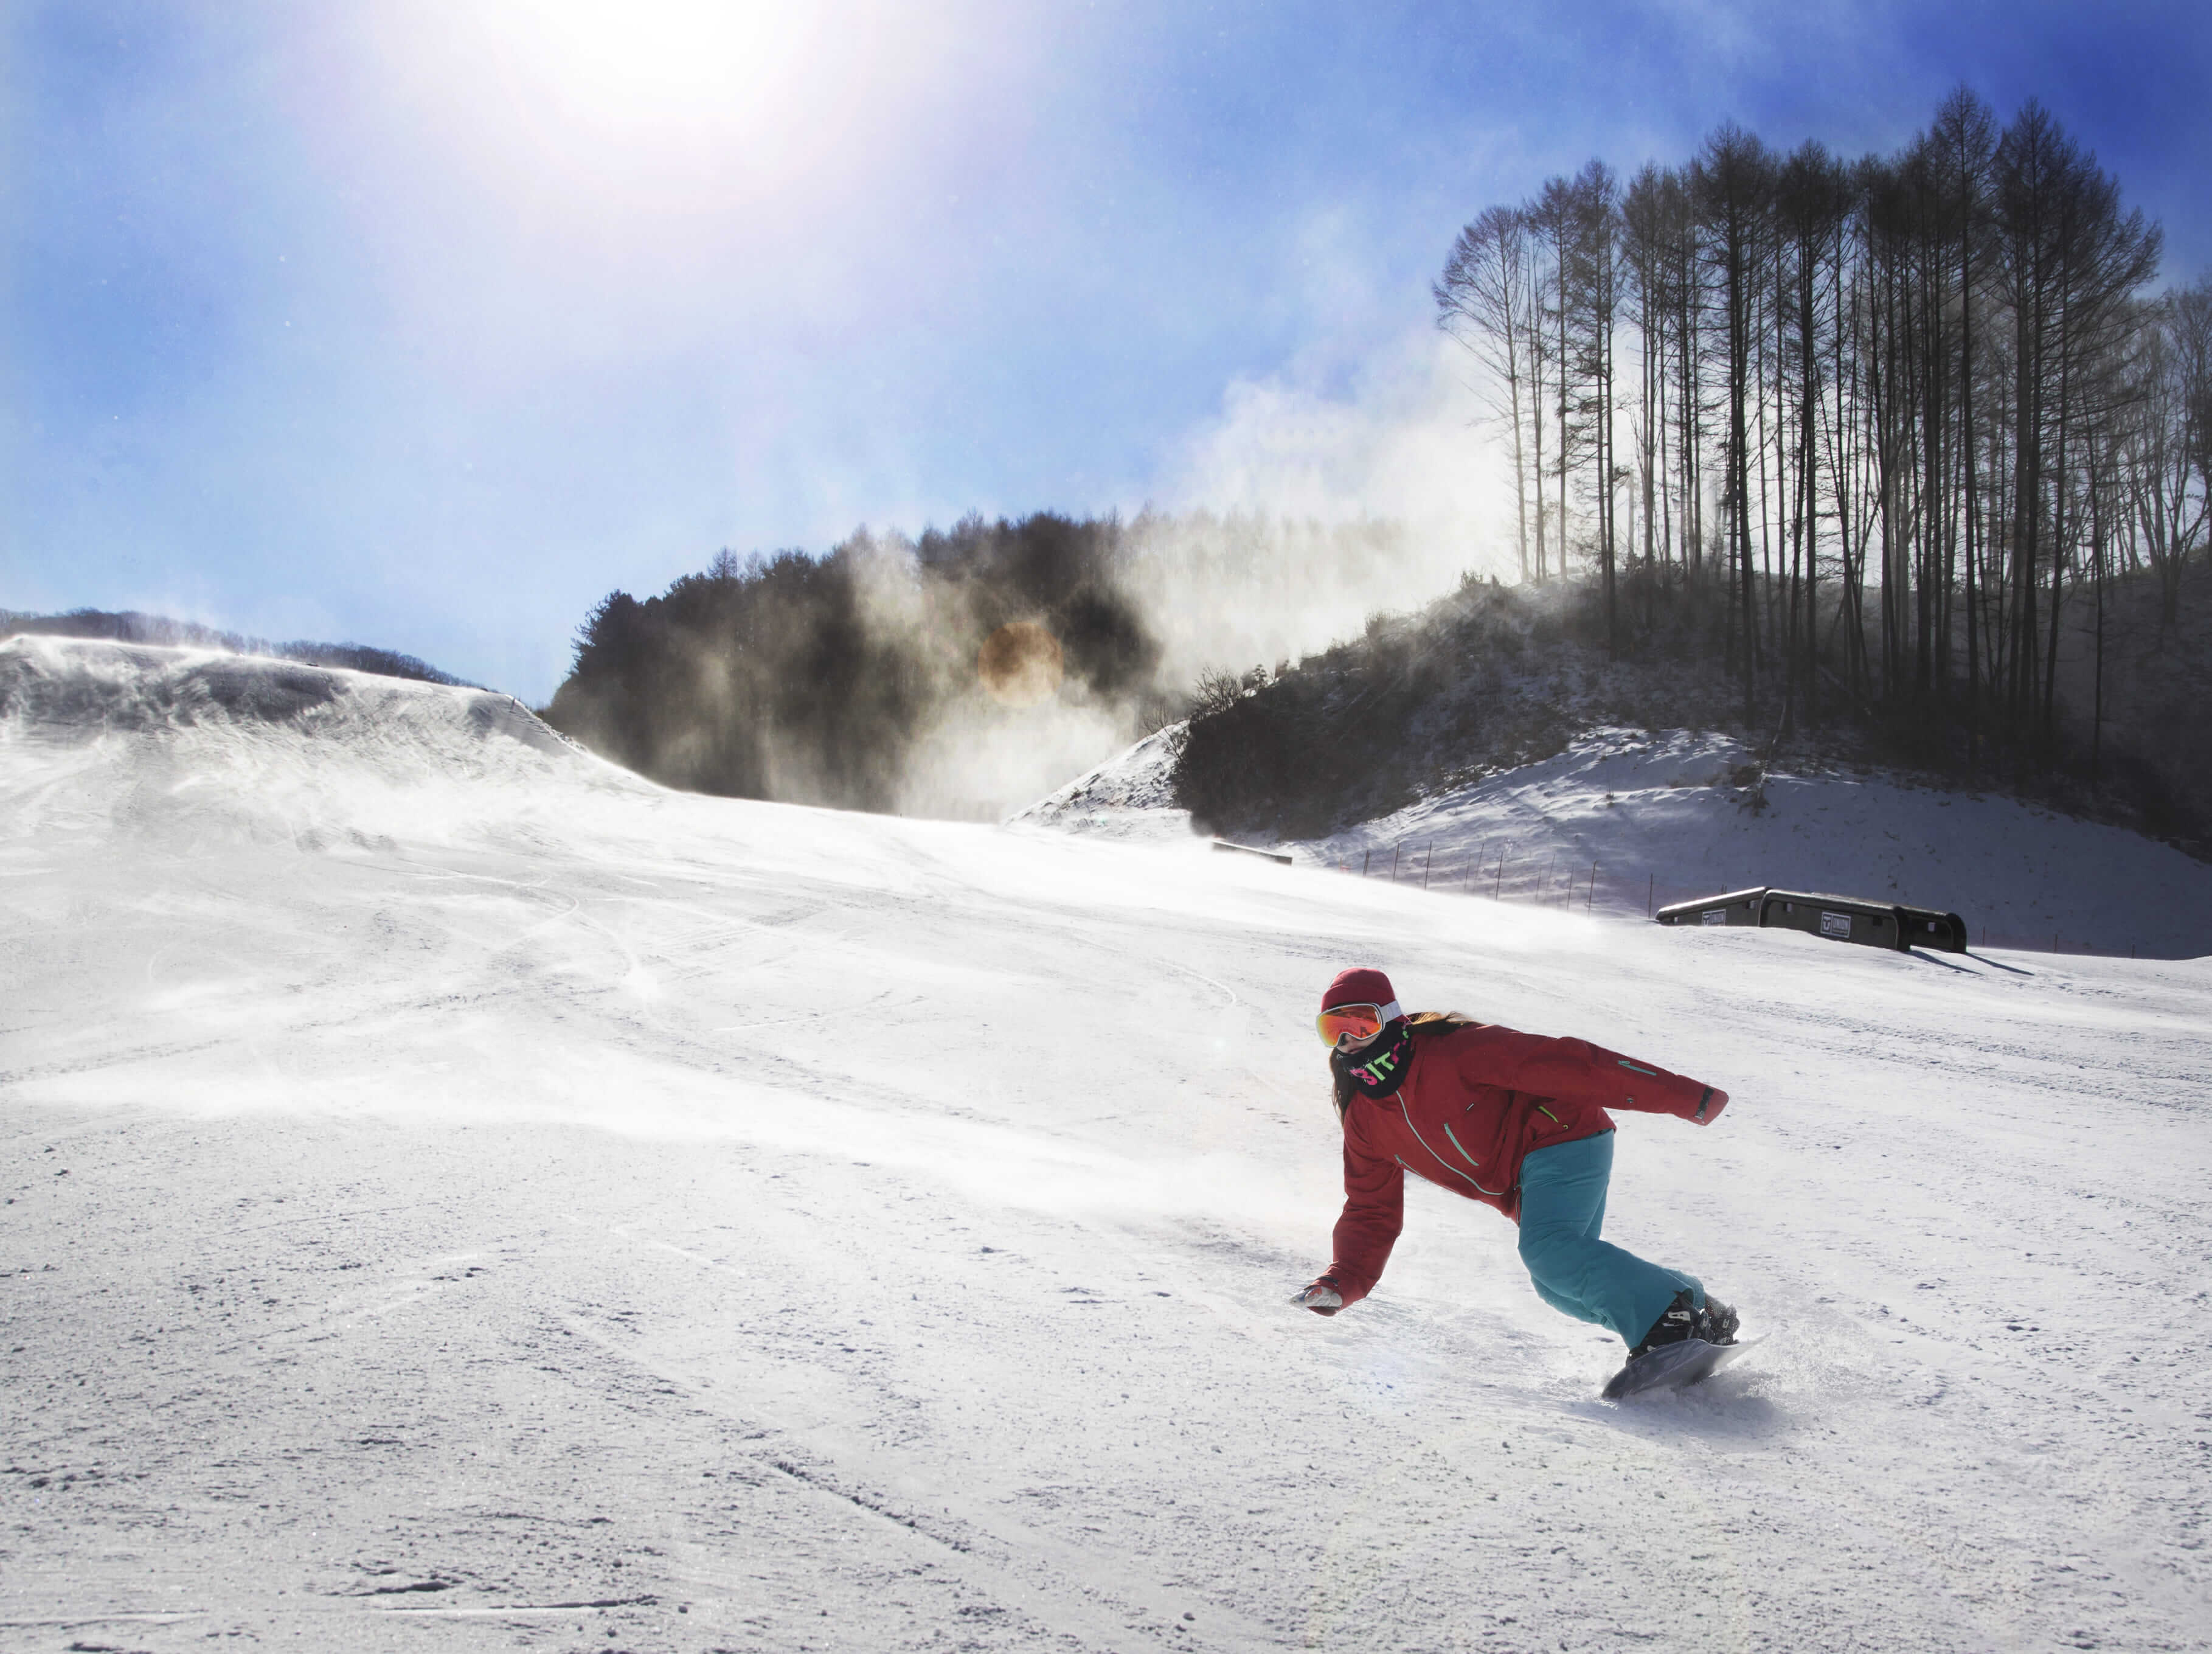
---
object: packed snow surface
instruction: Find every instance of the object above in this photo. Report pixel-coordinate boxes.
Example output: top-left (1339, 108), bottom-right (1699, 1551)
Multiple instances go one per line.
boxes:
top-left (6, 637), bottom-right (2212, 1653)
top-left (1020, 723), bottom-right (2212, 957)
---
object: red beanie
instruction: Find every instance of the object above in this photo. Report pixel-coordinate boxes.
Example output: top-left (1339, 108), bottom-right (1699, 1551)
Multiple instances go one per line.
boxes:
top-left (1322, 967), bottom-right (1400, 1015)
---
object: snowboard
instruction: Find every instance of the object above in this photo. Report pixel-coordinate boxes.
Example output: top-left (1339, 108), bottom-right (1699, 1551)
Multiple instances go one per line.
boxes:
top-left (1602, 1335), bottom-right (1763, 1400)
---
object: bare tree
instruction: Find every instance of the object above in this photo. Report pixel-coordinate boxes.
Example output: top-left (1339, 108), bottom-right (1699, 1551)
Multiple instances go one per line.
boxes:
top-left (1928, 86), bottom-right (1998, 763)
top-left (1437, 207), bottom-right (1538, 582)
top-left (1774, 140), bottom-right (1850, 731)
top-left (1995, 102), bottom-right (2160, 743)
top-left (1530, 176), bottom-right (1593, 582)
top-left (1622, 165), bottom-right (1670, 614)
top-left (2131, 280), bottom-right (2212, 622)
top-left (1567, 161), bottom-right (1626, 653)
top-left (1696, 123), bottom-right (1775, 725)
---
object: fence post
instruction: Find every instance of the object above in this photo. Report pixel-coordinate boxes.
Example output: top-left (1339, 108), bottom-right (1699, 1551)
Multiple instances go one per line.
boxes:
top-left (1423, 844), bottom-right (1433, 889)
top-left (1390, 844), bottom-right (1401, 881)
top-left (1494, 848), bottom-right (1505, 900)
top-left (1588, 861), bottom-right (1597, 909)
top-left (1362, 849), bottom-right (1370, 877)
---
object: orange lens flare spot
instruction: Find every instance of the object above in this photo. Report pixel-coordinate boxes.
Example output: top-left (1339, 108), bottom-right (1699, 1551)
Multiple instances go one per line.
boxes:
top-left (977, 621), bottom-right (1064, 709)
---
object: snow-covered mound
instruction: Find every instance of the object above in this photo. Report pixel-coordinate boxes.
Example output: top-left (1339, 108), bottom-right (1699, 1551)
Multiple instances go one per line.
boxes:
top-left (1008, 720), bottom-right (1194, 843)
top-left (7, 634), bottom-right (2212, 1650)
top-left (1, 633), bottom-right (594, 776)
top-left (1021, 721), bottom-right (2212, 957)
top-left (0, 635), bottom-right (651, 849)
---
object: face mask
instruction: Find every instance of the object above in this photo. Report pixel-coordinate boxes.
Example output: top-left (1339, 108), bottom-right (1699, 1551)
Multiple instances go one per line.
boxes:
top-left (1333, 1019), bottom-right (1413, 1100)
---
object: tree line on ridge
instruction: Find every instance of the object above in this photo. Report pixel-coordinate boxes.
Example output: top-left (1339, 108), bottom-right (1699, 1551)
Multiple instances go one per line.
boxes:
top-left (1434, 88), bottom-right (2208, 777)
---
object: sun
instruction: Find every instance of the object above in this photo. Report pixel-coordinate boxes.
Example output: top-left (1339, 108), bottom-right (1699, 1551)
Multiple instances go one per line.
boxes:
top-left (479, 0), bottom-right (816, 131)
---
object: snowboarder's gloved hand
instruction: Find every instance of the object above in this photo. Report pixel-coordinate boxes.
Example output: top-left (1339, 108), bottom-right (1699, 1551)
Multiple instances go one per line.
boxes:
top-left (1291, 1281), bottom-right (1344, 1316)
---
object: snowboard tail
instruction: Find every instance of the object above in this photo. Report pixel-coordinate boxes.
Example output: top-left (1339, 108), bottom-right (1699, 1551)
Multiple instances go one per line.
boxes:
top-left (1603, 1335), bottom-right (1763, 1400)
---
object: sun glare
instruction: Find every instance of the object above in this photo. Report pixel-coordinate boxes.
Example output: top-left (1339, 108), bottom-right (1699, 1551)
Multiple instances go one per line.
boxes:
top-left (488, 0), bottom-right (819, 131)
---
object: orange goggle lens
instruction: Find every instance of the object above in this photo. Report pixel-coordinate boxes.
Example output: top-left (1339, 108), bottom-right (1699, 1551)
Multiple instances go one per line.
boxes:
top-left (1316, 1003), bottom-right (1386, 1046)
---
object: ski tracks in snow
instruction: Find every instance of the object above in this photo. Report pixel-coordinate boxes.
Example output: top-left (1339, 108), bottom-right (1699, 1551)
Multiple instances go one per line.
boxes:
top-left (8, 647), bottom-right (2212, 1652)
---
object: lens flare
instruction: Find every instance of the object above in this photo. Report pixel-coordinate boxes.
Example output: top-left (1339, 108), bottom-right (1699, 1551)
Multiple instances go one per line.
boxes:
top-left (976, 622), bottom-right (1064, 710)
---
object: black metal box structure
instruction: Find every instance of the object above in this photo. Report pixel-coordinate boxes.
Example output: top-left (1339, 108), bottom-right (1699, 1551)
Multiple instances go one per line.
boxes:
top-left (1654, 887), bottom-right (1969, 954)
top-left (1759, 891), bottom-right (1901, 949)
top-left (1652, 888), bottom-right (1769, 930)
top-left (1893, 903), bottom-right (1971, 952)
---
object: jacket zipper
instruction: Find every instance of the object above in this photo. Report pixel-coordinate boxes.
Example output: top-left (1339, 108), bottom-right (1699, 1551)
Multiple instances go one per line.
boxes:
top-left (1395, 1091), bottom-right (1506, 1197)
top-left (1441, 1121), bottom-right (1484, 1172)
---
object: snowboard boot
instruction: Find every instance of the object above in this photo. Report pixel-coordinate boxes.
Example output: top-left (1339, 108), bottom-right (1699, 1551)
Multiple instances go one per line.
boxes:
top-left (1630, 1290), bottom-right (1739, 1358)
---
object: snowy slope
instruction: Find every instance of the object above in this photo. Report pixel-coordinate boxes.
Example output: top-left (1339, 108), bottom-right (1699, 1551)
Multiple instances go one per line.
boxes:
top-left (1019, 722), bottom-right (2212, 958)
top-left (7, 636), bottom-right (2212, 1653)
top-left (1010, 722), bottom-right (1193, 842)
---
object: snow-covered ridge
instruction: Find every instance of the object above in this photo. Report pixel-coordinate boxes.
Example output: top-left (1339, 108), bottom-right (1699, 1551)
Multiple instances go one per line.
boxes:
top-left (0, 634), bottom-right (582, 769)
top-left (0, 635), bottom-right (657, 848)
top-left (1018, 721), bottom-right (2212, 958)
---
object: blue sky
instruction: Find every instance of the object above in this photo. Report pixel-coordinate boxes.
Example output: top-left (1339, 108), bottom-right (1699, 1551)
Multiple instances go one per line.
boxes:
top-left (6, 0), bottom-right (2208, 701)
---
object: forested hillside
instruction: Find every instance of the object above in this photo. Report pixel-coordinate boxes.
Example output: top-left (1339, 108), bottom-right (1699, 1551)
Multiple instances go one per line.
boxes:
top-left (545, 515), bottom-right (1156, 814)
top-left (1433, 89), bottom-right (2207, 782)
top-left (1171, 562), bottom-right (2211, 853)
top-left (541, 512), bottom-right (1421, 817)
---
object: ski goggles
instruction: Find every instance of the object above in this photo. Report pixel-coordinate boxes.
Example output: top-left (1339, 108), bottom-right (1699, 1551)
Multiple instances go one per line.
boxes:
top-left (1315, 1000), bottom-right (1402, 1046)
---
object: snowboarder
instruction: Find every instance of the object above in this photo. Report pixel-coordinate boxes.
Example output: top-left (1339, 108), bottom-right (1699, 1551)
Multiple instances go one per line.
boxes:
top-left (1291, 967), bottom-right (1738, 1364)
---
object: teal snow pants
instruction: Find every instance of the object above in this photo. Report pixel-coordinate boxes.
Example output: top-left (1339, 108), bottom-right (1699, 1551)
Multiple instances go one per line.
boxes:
top-left (1516, 1129), bottom-right (1701, 1347)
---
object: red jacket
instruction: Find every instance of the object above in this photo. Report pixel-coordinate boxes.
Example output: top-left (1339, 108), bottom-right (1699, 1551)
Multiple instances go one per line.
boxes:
top-left (1321, 1022), bottom-right (1725, 1307)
